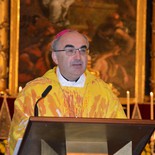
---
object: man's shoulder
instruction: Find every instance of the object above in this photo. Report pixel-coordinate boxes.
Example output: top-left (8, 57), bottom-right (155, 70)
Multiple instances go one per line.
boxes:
top-left (86, 70), bottom-right (108, 86)
top-left (26, 76), bottom-right (51, 87)
top-left (26, 68), bottom-right (57, 87)
top-left (86, 70), bottom-right (115, 94)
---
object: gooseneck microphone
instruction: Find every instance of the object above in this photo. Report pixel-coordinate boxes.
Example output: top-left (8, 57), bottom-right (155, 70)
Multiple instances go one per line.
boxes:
top-left (34, 85), bottom-right (52, 116)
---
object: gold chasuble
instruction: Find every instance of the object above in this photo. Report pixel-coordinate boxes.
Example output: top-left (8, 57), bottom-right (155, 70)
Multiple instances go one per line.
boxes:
top-left (8, 67), bottom-right (126, 154)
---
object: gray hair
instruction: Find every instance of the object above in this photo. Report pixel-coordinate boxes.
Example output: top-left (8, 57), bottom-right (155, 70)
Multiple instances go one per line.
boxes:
top-left (51, 30), bottom-right (89, 51)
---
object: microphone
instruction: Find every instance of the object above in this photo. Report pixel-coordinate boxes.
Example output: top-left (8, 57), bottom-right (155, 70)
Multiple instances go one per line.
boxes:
top-left (34, 85), bottom-right (52, 116)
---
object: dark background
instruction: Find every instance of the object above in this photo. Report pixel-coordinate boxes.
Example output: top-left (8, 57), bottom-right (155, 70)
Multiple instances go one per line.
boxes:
top-left (145, 0), bottom-right (153, 96)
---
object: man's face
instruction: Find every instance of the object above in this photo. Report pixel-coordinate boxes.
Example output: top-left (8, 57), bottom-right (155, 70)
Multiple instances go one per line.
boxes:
top-left (52, 31), bottom-right (88, 81)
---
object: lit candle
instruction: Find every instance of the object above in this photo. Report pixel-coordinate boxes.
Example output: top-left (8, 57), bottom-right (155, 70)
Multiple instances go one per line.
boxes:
top-left (19, 86), bottom-right (22, 92)
top-left (150, 92), bottom-right (154, 120)
top-left (127, 91), bottom-right (130, 119)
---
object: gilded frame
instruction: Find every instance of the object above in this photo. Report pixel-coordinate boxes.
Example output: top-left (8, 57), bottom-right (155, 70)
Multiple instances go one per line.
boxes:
top-left (9, 0), bottom-right (146, 103)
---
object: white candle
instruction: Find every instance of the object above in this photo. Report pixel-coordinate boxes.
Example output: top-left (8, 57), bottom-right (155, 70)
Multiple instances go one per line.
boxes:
top-left (19, 86), bottom-right (22, 92)
top-left (150, 92), bottom-right (154, 120)
top-left (127, 91), bottom-right (130, 119)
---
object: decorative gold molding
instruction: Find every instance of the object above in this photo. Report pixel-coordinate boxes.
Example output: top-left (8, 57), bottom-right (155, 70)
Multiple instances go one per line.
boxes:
top-left (135, 0), bottom-right (146, 103)
top-left (0, 0), bottom-right (9, 93)
top-left (9, 0), bottom-right (20, 95)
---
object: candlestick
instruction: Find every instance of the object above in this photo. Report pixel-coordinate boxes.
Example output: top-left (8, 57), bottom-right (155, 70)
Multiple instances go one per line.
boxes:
top-left (150, 92), bottom-right (154, 120)
top-left (127, 91), bottom-right (130, 119)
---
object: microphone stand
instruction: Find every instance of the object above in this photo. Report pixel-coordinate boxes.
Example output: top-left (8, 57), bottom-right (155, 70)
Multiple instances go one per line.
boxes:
top-left (34, 97), bottom-right (43, 117)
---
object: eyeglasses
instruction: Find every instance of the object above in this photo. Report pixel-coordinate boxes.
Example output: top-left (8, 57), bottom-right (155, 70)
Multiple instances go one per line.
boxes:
top-left (53, 46), bottom-right (89, 56)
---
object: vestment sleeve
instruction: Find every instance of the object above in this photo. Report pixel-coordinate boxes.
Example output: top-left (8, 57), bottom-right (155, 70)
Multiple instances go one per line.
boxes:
top-left (8, 89), bottom-right (34, 155)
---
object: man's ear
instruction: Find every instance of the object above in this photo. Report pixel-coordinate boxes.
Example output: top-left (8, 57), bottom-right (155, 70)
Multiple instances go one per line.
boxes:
top-left (51, 52), bottom-right (58, 65)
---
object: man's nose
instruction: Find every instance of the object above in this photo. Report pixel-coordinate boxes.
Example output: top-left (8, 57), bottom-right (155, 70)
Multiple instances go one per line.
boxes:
top-left (74, 49), bottom-right (81, 59)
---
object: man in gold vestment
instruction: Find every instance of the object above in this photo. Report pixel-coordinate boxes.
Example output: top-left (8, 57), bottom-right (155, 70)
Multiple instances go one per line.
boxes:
top-left (8, 29), bottom-right (126, 154)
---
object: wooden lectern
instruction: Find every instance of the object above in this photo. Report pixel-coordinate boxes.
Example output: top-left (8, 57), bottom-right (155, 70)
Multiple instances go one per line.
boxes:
top-left (17, 117), bottom-right (155, 155)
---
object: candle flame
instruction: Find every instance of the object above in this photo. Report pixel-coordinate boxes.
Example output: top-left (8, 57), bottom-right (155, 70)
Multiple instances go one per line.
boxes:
top-left (19, 86), bottom-right (22, 92)
top-left (150, 92), bottom-right (154, 96)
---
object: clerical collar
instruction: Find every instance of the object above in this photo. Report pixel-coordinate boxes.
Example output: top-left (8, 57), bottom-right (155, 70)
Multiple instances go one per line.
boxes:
top-left (56, 67), bottom-right (85, 87)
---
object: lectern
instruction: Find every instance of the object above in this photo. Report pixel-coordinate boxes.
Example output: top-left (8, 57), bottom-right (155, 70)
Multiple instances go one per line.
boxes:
top-left (17, 117), bottom-right (155, 155)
